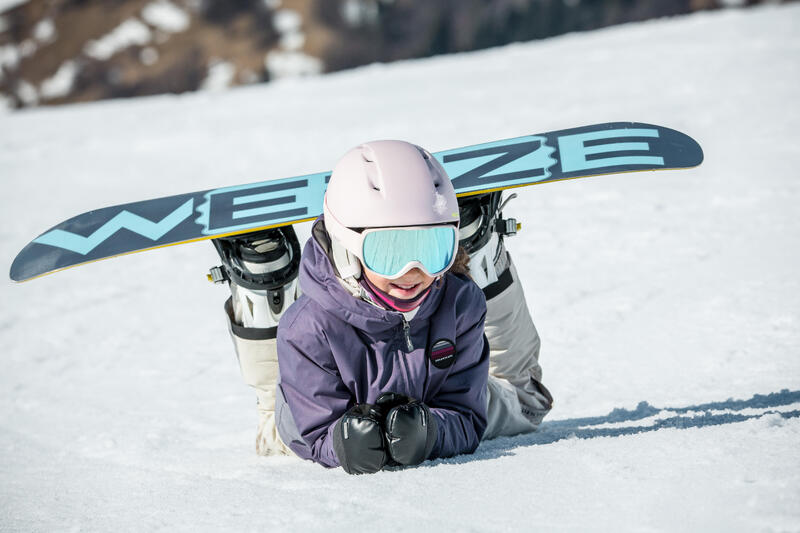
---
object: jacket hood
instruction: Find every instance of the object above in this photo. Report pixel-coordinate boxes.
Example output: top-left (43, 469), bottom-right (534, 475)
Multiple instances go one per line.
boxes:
top-left (297, 218), bottom-right (445, 334)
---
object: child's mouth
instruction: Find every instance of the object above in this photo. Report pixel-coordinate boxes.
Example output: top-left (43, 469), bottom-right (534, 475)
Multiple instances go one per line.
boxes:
top-left (390, 282), bottom-right (420, 297)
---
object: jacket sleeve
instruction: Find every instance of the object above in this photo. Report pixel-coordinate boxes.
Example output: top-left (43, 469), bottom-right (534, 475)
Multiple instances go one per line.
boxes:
top-left (276, 299), bottom-right (351, 468)
top-left (427, 283), bottom-right (490, 460)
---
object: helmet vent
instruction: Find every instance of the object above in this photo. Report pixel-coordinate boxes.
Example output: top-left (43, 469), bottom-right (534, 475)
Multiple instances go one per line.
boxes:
top-left (366, 168), bottom-right (381, 191)
top-left (360, 145), bottom-right (375, 163)
top-left (423, 151), bottom-right (443, 189)
top-left (359, 145), bottom-right (383, 192)
top-left (364, 161), bottom-right (382, 192)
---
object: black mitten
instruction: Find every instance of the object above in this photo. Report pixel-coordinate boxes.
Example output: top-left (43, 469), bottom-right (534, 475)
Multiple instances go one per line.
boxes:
top-left (377, 393), bottom-right (439, 466)
top-left (332, 404), bottom-right (388, 475)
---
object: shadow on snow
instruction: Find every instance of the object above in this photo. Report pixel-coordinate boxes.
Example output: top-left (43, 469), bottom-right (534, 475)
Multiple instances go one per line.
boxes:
top-left (445, 389), bottom-right (800, 465)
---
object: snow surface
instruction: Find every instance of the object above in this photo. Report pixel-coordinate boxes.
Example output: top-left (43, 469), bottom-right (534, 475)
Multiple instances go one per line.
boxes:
top-left (2, 4), bottom-right (799, 531)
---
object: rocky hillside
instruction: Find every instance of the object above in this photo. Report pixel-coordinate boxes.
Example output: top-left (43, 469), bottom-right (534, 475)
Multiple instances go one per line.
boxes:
top-left (0, 0), bottom-right (781, 110)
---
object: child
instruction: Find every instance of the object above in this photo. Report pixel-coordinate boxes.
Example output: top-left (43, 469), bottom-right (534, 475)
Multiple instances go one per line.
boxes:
top-left (212, 140), bottom-right (552, 474)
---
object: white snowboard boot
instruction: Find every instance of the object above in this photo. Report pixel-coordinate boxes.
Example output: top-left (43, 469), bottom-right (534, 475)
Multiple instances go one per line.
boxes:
top-left (458, 192), bottom-right (553, 440)
top-left (210, 227), bottom-right (301, 455)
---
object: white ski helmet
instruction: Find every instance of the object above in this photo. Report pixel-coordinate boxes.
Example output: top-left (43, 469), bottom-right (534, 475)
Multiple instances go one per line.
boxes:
top-left (323, 140), bottom-right (460, 279)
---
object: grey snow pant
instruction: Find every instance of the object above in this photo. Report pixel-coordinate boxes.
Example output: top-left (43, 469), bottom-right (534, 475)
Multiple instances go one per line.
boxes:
top-left (482, 258), bottom-right (553, 440)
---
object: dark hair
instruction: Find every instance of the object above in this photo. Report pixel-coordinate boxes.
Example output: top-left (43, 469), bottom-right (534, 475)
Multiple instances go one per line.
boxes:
top-left (449, 245), bottom-right (471, 278)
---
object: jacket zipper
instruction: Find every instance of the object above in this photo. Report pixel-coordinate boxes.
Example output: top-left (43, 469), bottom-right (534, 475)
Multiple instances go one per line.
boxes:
top-left (359, 285), bottom-right (415, 353)
top-left (400, 315), bottom-right (414, 352)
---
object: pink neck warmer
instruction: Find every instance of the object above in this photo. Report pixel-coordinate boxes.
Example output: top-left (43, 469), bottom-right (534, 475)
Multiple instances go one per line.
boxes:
top-left (361, 276), bottom-right (432, 312)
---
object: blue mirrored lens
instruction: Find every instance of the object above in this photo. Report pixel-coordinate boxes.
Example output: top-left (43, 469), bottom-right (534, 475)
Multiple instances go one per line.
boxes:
top-left (362, 227), bottom-right (455, 277)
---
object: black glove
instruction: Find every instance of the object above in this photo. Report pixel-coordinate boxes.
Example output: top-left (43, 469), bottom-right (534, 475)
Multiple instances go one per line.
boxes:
top-left (376, 392), bottom-right (439, 467)
top-left (332, 403), bottom-right (389, 475)
top-left (333, 394), bottom-right (439, 474)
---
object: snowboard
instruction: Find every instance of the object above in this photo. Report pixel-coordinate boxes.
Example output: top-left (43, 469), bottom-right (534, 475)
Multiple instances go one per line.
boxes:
top-left (10, 122), bottom-right (703, 282)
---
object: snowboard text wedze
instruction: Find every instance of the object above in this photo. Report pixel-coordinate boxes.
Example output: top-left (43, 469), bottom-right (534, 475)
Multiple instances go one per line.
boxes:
top-left (11, 123), bottom-right (703, 281)
top-left (34, 127), bottom-right (668, 250)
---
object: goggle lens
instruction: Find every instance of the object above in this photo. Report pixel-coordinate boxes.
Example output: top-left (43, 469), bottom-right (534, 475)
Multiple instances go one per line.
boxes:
top-left (362, 226), bottom-right (456, 278)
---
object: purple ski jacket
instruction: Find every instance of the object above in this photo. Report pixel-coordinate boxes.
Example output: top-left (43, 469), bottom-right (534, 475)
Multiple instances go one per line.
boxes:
top-left (275, 220), bottom-right (489, 468)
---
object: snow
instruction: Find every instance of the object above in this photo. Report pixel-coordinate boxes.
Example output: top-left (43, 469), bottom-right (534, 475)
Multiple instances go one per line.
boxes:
top-left (265, 49), bottom-right (322, 79)
top-left (141, 0), bottom-right (190, 34)
top-left (0, 42), bottom-right (20, 72)
top-left (268, 8), bottom-right (314, 75)
top-left (272, 8), bottom-right (301, 33)
top-left (0, 92), bottom-right (12, 111)
top-left (0, 0), bottom-right (27, 14)
top-left (13, 77), bottom-right (36, 105)
top-left (139, 46), bottom-right (159, 66)
top-left (39, 60), bottom-right (78, 100)
top-left (84, 18), bottom-right (152, 61)
top-left (272, 7), bottom-right (307, 52)
top-left (17, 37), bottom-right (34, 57)
top-left (2, 4), bottom-right (799, 531)
top-left (32, 17), bottom-right (55, 43)
top-left (341, 0), bottom-right (380, 28)
top-left (200, 60), bottom-right (236, 91)
top-left (279, 29), bottom-right (305, 51)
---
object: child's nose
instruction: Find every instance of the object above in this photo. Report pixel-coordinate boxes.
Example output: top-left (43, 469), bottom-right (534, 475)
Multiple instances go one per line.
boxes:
top-left (401, 268), bottom-right (425, 281)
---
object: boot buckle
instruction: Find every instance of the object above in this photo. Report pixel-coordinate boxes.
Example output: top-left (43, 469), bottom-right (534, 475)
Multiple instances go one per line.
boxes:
top-left (207, 265), bottom-right (229, 284)
top-left (495, 217), bottom-right (520, 237)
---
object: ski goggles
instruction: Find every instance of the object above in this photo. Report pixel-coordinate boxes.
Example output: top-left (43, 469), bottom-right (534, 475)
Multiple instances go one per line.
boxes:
top-left (346, 225), bottom-right (459, 280)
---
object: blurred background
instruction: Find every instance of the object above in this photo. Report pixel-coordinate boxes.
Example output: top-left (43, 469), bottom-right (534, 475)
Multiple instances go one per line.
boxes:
top-left (0, 0), bottom-right (787, 110)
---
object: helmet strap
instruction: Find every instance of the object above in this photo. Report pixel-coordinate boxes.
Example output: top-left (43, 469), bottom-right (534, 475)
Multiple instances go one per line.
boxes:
top-left (330, 238), bottom-right (362, 284)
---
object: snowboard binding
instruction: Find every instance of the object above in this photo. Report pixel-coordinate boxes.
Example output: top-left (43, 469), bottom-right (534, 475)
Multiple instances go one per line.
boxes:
top-left (209, 227), bottom-right (301, 328)
top-left (457, 191), bottom-right (520, 290)
top-left (457, 191), bottom-right (520, 254)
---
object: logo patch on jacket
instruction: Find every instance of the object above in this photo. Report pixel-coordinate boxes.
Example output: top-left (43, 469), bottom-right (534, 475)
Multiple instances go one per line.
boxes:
top-left (429, 339), bottom-right (456, 369)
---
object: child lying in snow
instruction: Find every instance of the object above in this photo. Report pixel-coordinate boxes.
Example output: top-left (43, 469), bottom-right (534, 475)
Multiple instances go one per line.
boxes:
top-left (213, 140), bottom-right (552, 474)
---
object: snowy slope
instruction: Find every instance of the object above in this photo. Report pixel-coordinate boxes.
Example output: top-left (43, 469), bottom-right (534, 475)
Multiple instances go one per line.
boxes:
top-left (2, 4), bottom-right (799, 531)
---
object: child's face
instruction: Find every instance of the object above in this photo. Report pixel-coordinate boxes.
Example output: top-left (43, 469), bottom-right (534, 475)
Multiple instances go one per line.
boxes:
top-left (363, 267), bottom-right (436, 300)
